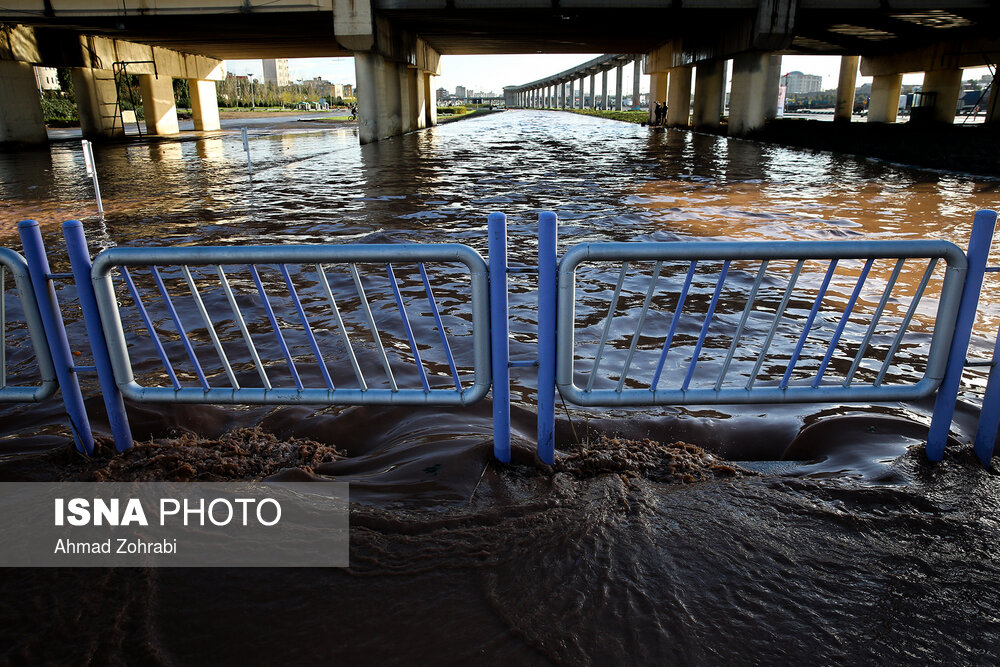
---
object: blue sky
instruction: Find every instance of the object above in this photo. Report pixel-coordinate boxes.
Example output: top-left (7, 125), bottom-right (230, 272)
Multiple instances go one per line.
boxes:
top-left (225, 55), bottom-right (991, 96)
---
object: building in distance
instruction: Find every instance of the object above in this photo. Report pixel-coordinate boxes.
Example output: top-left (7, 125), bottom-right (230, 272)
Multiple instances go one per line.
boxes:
top-left (782, 71), bottom-right (823, 94)
top-left (262, 58), bottom-right (290, 87)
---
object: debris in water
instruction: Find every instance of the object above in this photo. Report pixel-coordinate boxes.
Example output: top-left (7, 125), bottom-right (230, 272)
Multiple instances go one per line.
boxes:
top-left (552, 436), bottom-right (745, 483)
top-left (51, 427), bottom-right (343, 482)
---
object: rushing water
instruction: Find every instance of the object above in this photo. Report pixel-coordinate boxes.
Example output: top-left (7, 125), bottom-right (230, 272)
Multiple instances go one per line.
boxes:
top-left (1, 111), bottom-right (1000, 664)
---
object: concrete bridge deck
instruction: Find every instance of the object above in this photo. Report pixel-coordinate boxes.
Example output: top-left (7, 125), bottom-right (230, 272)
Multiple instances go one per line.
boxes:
top-left (1, 1), bottom-right (997, 145)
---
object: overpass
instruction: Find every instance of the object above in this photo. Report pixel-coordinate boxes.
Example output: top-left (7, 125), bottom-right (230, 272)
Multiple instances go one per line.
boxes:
top-left (1, 1), bottom-right (998, 145)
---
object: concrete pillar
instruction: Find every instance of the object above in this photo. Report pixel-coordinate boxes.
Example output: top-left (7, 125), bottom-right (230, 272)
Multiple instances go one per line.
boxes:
top-left (413, 68), bottom-right (427, 130)
top-left (138, 74), bottom-right (179, 136)
top-left (693, 60), bottom-right (726, 129)
top-left (189, 79), bottom-right (220, 131)
top-left (0, 61), bottom-right (47, 144)
top-left (764, 55), bottom-right (782, 120)
top-left (588, 74), bottom-right (595, 109)
top-left (667, 66), bottom-right (692, 127)
top-left (561, 82), bottom-right (566, 109)
top-left (632, 59), bottom-right (641, 110)
top-left (615, 65), bottom-right (624, 111)
top-left (921, 69), bottom-right (963, 124)
top-left (728, 52), bottom-right (771, 136)
top-left (868, 73), bottom-right (903, 123)
top-left (424, 73), bottom-right (437, 127)
top-left (601, 71), bottom-right (609, 110)
top-left (649, 72), bottom-right (667, 124)
top-left (834, 56), bottom-right (860, 123)
top-left (72, 67), bottom-right (124, 140)
top-left (354, 52), bottom-right (403, 144)
top-left (988, 75), bottom-right (999, 124)
top-left (569, 79), bottom-right (575, 110)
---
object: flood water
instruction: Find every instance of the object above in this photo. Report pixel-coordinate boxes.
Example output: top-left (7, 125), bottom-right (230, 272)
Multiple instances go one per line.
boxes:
top-left (1, 110), bottom-right (1000, 664)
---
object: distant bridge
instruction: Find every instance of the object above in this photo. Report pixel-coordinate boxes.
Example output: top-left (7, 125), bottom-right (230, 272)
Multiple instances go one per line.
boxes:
top-left (1, 1), bottom-right (997, 144)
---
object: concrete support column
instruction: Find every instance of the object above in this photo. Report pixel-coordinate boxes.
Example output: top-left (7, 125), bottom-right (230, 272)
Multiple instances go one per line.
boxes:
top-left (868, 73), bottom-right (903, 123)
top-left (424, 73), bottom-right (437, 127)
top-left (988, 75), bottom-right (1000, 124)
top-left (693, 61), bottom-right (726, 130)
top-left (560, 82), bottom-right (566, 109)
top-left (764, 55), bottom-right (782, 120)
top-left (72, 67), bottom-right (124, 140)
top-left (667, 66), bottom-right (693, 127)
top-left (399, 68), bottom-right (418, 132)
top-left (615, 65), bottom-right (624, 111)
top-left (649, 72), bottom-right (667, 124)
top-left (601, 71), bottom-right (609, 110)
top-left (414, 68), bottom-right (428, 129)
top-left (589, 74), bottom-right (596, 109)
top-left (189, 79), bottom-right (220, 131)
top-left (728, 52), bottom-right (771, 136)
top-left (569, 80), bottom-right (575, 110)
top-left (138, 74), bottom-right (179, 136)
top-left (354, 52), bottom-right (403, 144)
top-left (834, 56), bottom-right (860, 123)
top-left (922, 69), bottom-right (963, 124)
top-left (632, 59), bottom-right (641, 110)
top-left (0, 61), bottom-right (47, 144)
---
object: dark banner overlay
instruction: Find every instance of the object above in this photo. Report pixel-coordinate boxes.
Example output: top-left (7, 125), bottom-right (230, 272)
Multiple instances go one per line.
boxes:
top-left (0, 482), bottom-right (349, 567)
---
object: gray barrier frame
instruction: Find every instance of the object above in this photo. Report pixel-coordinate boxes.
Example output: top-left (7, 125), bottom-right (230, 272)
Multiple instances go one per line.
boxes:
top-left (91, 244), bottom-right (491, 406)
top-left (556, 239), bottom-right (968, 407)
top-left (0, 248), bottom-right (57, 403)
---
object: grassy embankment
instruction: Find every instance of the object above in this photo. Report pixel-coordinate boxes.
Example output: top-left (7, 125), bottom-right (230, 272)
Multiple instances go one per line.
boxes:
top-left (564, 109), bottom-right (648, 124)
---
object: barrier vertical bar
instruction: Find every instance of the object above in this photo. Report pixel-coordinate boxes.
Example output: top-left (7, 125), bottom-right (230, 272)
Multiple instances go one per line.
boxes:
top-left (537, 211), bottom-right (558, 464)
top-left (17, 220), bottom-right (95, 455)
top-left (973, 327), bottom-right (1000, 464)
top-left (927, 209), bottom-right (998, 461)
top-left (63, 220), bottom-right (134, 452)
top-left (488, 212), bottom-right (510, 463)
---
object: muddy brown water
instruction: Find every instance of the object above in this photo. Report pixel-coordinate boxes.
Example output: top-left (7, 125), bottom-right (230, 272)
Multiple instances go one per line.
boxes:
top-left (1, 110), bottom-right (999, 664)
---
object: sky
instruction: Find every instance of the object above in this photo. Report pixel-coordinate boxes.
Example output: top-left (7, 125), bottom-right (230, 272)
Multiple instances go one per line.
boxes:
top-left (225, 55), bottom-right (993, 96)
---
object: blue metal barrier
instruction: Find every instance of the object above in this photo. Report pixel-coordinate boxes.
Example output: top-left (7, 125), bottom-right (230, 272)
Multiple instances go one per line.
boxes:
top-left (556, 240), bottom-right (967, 408)
top-left (90, 244), bottom-right (491, 409)
top-left (6, 209), bottom-right (1000, 466)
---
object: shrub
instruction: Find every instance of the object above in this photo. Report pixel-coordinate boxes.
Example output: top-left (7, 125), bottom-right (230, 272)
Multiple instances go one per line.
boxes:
top-left (437, 106), bottom-right (467, 116)
top-left (40, 95), bottom-right (78, 123)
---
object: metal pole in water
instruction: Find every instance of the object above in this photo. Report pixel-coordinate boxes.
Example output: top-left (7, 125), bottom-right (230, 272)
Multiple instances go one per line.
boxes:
top-left (81, 140), bottom-right (104, 214)
top-left (488, 212), bottom-right (511, 463)
top-left (17, 220), bottom-right (95, 455)
top-left (927, 209), bottom-right (998, 461)
top-left (63, 220), bottom-right (134, 452)
top-left (537, 211), bottom-right (558, 464)
top-left (242, 127), bottom-right (253, 175)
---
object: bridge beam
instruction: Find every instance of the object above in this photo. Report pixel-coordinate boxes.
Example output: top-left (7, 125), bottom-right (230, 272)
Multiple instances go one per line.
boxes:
top-left (0, 60), bottom-right (46, 144)
top-left (72, 68), bottom-right (124, 140)
top-left (921, 68), bottom-right (963, 125)
top-left (139, 74), bottom-right (179, 136)
top-left (667, 66), bottom-right (692, 127)
top-left (834, 56), bottom-right (859, 123)
top-left (868, 73), bottom-right (903, 124)
top-left (693, 60), bottom-right (726, 130)
top-left (728, 52), bottom-right (770, 136)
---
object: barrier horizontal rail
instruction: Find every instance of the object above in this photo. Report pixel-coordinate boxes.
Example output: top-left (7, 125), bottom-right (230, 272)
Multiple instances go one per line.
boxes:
top-left (0, 248), bottom-right (57, 403)
top-left (556, 240), bottom-right (968, 407)
top-left (91, 244), bottom-right (491, 406)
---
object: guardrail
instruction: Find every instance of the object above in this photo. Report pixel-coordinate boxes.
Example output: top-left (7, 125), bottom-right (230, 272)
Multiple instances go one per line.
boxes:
top-left (0, 246), bottom-right (57, 404)
top-left (4, 210), bottom-right (1000, 468)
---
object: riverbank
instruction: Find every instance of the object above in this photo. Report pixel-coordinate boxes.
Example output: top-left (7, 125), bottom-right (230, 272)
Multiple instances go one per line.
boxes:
top-left (736, 119), bottom-right (1000, 177)
top-left (565, 108), bottom-right (648, 124)
top-left (437, 108), bottom-right (506, 124)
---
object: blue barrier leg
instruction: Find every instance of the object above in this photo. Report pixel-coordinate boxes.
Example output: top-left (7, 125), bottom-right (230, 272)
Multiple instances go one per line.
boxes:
top-left (973, 325), bottom-right (1000, 465)
top-left (63, 220), bottom-right (134, 453)
top-left (17, 220), bottom-right (94, 455)
top-left (488, 212), bottom-right (511, 463)
top-left (927, 209), bottom-right (998, 461)
top-left (537, 211), bottom-right (558, 464)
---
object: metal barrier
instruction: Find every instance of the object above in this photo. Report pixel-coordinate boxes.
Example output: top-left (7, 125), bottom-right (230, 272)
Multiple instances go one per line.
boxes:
top-left (89, 244), bottom-right (491, 410)
top-left (0, 246), bottom-right (57, 404)
top-left (5, 210), bottom-right (1000, 468)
